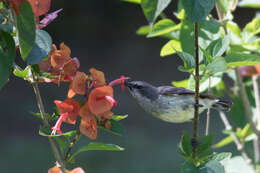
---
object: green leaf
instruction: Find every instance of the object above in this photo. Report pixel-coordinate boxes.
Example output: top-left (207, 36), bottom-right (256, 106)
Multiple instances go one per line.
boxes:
top-left (211, 152), bottom-right (232, 161)
top-left (238, 0), bottom-right (260, 8)
top-left (70, 142), bottom-right (124, 162)
top-left (180, 132), bottom-right (192, 157)
top-left (225, 52), bottom-right (260, 67)
top-left (197, 134), bottom-right (213, 160)
top-left (199, 160), bottom-right (225, 173)
top-left (16, 2), bottom-right (36, 61)
top-left (27, 30), bottom-right (52, 64)
top-left (136, 25), bottom-right (151, 35)
top-left (182, 161), bottom-right (198, 173)
top-left (13, 66), bottom-right (29, 79)
top-left (160, 40), bottom-right (182, 57)
top-left (112, 115), bottom-right (128, 121)
top-left (206, 36), bottom-right (230, 57)
top-left (0, 31), bottom-right (15, 89)
top-left (141, 0), bottom-right (172, 24)
top-left (182, 0), bottom-right (216, 22)
top-left (177, 51), bottom-right (195, 70)
top-left (39, 125), bottom-right (77, 137)
top-left (216, 0), bottom-right (229, 14)
top-left (226, 21), bottom-right (242, 44)
top-left (188, 73), bottom-right (222, 92)
top-left (99, 119), bottom-right (125, 136)
top-left (206, 56), bottom-right (227, 73)
top-left (242, 17), bottom-right (260, 41)
top-left (121, 0), bottom-right (141, 4)
top-left (200, 47), bottom-right (213, 64)
top-left (172, 79), bottom-right (189, 88)
top-left (223, 156), bottom-right (255, 173)
top-left (213, 124), bottom-right (250, 148)
top-left (147, 19), bottom-right (180, 38)
top-left (31, 112), bottom-right (59, 121)
top-left (180, 20), bottom-right (195, 56)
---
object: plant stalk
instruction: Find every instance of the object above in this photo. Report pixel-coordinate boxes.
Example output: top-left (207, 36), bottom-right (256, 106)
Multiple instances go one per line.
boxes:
top-left (32, 82), bottom-right (67, 173)
top-left (219, 111), bottom-right (252, 164)
top-left (253, 75), bottom-right (260, 163)
top-left (192, 22), bottom-right (200, 160)
top-left (64, 130), bottom-right (81, 165)
top-left (235, 69), bottom-right (260, 137)
top-left (205, 76), bottom-right (211, 136)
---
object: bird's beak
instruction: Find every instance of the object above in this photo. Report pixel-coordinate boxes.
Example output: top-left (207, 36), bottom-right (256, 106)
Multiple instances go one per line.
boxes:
top-left (125, 81), bottom-right (133, 91)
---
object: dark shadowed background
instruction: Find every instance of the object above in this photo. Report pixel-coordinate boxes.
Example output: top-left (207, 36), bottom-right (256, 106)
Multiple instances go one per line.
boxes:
top-left (0, 0), bottom-right (257, 172)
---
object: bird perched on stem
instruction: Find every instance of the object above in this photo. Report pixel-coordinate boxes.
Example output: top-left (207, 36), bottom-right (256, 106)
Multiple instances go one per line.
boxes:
top-left (125, 81), bottom-right (232, 123)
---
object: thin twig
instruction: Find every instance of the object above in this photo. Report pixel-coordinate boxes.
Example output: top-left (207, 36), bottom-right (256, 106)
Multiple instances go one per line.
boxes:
top-left (205, 76), bottom-right (211, 135)
top-left (32, 82), bottom-right (67, 173)
top-left (192, 22), bottom-right (200, 160)
top-left (219, 111), bottom-right (253, 164)
top-left (235, 69), bottom-right (260, 138)
top-left (253, 75), bottom-right (260, 163)
top-left (64, 130), bottom-right (81, 165)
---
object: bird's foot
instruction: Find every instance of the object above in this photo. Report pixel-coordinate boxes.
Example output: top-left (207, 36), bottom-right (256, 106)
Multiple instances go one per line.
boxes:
top-left (192, 103), bottom-right (204, 108)
top-left (191, 138), bottom-right (200, 147)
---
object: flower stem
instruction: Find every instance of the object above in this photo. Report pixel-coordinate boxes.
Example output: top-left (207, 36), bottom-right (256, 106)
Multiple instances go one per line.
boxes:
top-left (32, 82), bottom-right (67, 173)
top-left (205, 76), bottom-right (211, 136)
top-left (253, 75), bottom-right (260, 163)
top-left (219, 111), bottom-right (252, 165)
top-left (192, 22), bottom-right (200, 160)
top-left (64, 130), bottom-right (81, 165)
top-left (235, 69), bottom-right (260, 137)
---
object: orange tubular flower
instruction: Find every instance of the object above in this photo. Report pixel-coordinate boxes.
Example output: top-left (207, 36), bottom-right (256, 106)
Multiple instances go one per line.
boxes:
top-left (38, 43), bottom-right (80, 84)
top-left (87, 85), bottom-right (116, 119)
top-left (89, 68), bottom-right (106, 86)
top-left (79, 104), bottom-right (97, 140)
top-left (67, 72), bottom-right (87, 98)
top-left (238, 65), bottom-right (260, 78)
top-left (48, 166), bottom-right (85, 173)
top-left (51, 99), bottom-right (80, 135)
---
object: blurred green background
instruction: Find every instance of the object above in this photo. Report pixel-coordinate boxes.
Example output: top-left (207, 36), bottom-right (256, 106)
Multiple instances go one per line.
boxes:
top-left (0, 0), bottom-right (258, 172)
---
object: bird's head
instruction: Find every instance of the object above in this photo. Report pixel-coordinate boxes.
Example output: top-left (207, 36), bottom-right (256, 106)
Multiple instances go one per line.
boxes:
top-left (125, 81), bottom-right (159, 101)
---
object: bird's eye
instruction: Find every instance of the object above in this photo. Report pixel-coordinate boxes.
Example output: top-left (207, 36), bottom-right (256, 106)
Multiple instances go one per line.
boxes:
top-left (134, 84), bottom-right (143, 89)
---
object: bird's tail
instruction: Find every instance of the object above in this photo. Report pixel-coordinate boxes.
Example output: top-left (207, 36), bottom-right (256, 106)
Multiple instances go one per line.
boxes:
top-left (212, 99), bottom-right (233, 112)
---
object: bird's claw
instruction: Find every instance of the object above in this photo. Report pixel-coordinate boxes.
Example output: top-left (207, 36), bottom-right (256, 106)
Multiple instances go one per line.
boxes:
top-left (193, 103), bottom-right (203, 108)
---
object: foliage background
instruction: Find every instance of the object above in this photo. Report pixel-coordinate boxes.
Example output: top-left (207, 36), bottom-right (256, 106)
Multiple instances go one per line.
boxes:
top-left (0, 0), bottom-right (258, 172)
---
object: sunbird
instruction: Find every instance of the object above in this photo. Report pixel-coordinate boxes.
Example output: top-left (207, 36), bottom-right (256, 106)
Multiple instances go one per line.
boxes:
top-left (125, 81), bottom-right (232, 123)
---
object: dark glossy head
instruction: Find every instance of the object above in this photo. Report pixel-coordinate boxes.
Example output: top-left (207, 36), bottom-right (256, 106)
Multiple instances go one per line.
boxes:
top-left (125, 81), bottom-right (159, 101)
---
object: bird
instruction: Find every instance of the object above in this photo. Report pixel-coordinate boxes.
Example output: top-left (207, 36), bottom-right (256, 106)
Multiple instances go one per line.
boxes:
top-left (125, 80), bottom-right (232, 123)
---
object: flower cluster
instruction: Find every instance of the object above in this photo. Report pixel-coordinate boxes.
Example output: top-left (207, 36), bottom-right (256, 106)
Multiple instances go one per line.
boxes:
top-left (6, 0), bottom-right (62, 29)
top-left (48, 166), bottom-right (85, 173)
top-left (38, 43), bottom-right (128, 140)
top-left (238, 65), bottom-right (260, 78)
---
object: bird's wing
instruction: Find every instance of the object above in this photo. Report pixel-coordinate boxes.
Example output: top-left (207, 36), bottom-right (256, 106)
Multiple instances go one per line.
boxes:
top-left (157, 86), bottom-right (195, 95)
top-left (157, 86), bottom-right (216, 99)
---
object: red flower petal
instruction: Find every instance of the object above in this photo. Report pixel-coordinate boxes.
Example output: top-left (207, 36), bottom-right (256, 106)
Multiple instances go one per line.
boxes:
top-left (63, 58), bottom-right (78, 76)
top-left (8, 0), bottom-right (26, 14)
top-left (48, 166), bottom-right (85, 173)
top-left (51, 112), bottom-right (69, 135)
top-left (54, 99), bottom-right (80, 124)
top-left (79, 104), bottom-right (97, 139)
top-left (89, 68), bottom-right (106, 86)
top-left (87, 86), bottom-right (114, 115)
top-left (109, 75), bottom-right (130, 91)
top-left (68, 83), bottom-right (76, 98)
top-left (27, 0), bottom-right (51, 17)
top-left (70, 72), bottom-right (87, 96)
